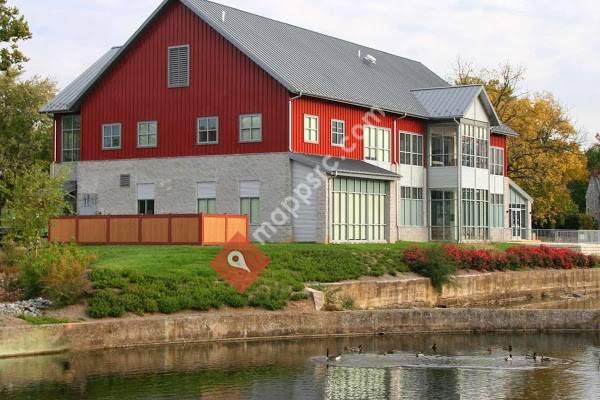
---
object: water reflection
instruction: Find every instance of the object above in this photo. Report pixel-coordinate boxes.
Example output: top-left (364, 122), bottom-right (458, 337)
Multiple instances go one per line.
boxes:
top-left (1, 332), bottom-right (600, 399)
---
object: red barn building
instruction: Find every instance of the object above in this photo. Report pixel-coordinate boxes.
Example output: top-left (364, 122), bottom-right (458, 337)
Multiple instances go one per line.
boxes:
top-left (43, 0), bottom-right (532, 243)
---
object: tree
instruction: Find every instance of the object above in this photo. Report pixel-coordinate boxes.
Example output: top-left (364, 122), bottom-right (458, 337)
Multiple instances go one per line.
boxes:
top-left (0, 70), bottom-right (56, 217)
top-left (0, 163), bottom-right (68, 250)
top-left (0, 0), bottom-right (31, 71)
top-left (454, 61), bottom-right (587, 227)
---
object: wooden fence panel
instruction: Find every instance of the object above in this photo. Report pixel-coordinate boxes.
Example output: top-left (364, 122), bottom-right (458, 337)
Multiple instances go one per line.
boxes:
top-left (227, 216), bottom-right (249, 243)
top-left (141, 217), bottom-right (169, 243)
top-left (49, 219), bottom-right (77, 243)
top-left (49, 214), bottom-right (248, 246)
top-left (109, 218), bottom-right (139, 243)
top-left (78, 219), bottom-right (108, 244)
top-left (170, 217), bottom-right (199, 244)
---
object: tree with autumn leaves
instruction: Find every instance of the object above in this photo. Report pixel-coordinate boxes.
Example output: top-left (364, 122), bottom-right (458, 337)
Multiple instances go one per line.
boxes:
top-left (454, 61), bottom-right (589, 228)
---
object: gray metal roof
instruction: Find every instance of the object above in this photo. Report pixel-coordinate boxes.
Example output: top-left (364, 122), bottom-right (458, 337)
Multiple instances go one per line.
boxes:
top-left (41, 0), bottom-right (515, 137)
top-left (491, 123), bottom-right (518, 137)
top-left (411, 84), bottom-right (501, 125)
top-left (290, 153), bottom-right (400, 180)
top-left (40, 47), bottom-right (121, 113)
top-left (43, 0), bottom-right (448, 116)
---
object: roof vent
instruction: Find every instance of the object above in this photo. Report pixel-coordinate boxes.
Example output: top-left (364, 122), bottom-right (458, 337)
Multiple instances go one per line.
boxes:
top-left (363, 54), bottom-right (377, 65)
top-left (221, 10), bottom-right (226, 22)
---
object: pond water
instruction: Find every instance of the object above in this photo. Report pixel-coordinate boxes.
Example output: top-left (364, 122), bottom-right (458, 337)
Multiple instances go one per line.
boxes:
top-left (2, 332), bottom-right (600, 399)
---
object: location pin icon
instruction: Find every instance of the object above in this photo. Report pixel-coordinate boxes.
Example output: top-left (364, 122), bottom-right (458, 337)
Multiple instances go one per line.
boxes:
top-left (227, 250), bottom-right (251, 272)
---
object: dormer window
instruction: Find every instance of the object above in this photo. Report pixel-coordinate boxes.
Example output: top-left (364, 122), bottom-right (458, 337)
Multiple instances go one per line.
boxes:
top-left (168, 45), bottom-right (190, 88)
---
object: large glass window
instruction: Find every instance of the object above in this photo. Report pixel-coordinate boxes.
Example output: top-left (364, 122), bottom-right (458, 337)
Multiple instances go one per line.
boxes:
top-left (400, 187), bottom-right (424, 226)
top-left (461, 124), bottom-right (489, 169)
top-left (490, 194), bottom-right (504, 228)
top-left (364, 126), bottom-right (390, 163)
top-left (102, 123), bottom-right (121, 150)
top-left (240, 114), bottom-right (262, 142)
top-left (490, 147), bottom-right (505, 176)
top-left (331, 177), bottom-right (387, 242)
top-left (430, 190), bottom-right (456, 241)
top-left (304, 115), bottom-right (319, 143)
top-left (62, 115), bottom-right (80, 162)
top-left (430, 127), bottom-right (456, 167)
top-left (462, 189), bottom-right (489, 240)
top-left (137, 121), bottom-right (157, 148)
top-left (400, 133), bottom-right (423, 166)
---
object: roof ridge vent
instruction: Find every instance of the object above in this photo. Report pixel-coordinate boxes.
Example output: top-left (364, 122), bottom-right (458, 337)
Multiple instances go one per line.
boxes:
top-left (363, 54), bottom-right (376, 65)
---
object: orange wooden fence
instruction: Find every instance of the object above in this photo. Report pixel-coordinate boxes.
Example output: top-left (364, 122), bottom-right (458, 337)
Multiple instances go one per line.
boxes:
top-left (48, 214), bottom-right (249, 245)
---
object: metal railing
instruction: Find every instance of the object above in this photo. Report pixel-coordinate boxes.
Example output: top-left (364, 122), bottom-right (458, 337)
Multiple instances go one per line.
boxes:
top-left (428, 226), bottom-right (600, 244)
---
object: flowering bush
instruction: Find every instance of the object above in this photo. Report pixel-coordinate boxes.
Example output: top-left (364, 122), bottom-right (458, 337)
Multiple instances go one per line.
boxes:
top-left (406, 245), bottom-right (597, 274)
top-left (403, 246), bottom-right (456, 291)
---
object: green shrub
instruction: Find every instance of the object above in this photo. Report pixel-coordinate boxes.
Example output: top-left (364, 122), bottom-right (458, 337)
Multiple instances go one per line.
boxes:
top-left (403, 246), bottom-right (456, 291)
top-left (18, 315), bottom-right (69, 325)
top-left (88, 290), bottom-right (125, 318)
top-left (157, 296), bottom-right (181, 314)
top-left (18, 244), bottom-right (95, 305)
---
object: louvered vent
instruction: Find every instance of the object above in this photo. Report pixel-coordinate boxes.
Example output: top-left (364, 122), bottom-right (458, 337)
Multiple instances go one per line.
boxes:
top-left (120, 174), bottom-right (131, 188)
top-left (168, 45), bottom-right (190, 88)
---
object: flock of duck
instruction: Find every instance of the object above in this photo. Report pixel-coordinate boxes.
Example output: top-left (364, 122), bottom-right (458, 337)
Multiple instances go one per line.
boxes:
top-left (326, 344), bottom-right (553, 364)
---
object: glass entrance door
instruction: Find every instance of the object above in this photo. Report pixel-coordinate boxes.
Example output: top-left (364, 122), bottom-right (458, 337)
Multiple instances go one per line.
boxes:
top-left (509, 204), bottom-right (526, 240)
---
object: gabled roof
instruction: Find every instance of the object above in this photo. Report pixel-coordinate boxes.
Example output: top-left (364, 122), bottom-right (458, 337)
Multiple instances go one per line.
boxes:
top-left (40, 47), bottom-right (121, 113)
top-left (41, 0), bottom-right (515, 137)
top-left (411, 85), bottom-right (501, 126)
top-left (290, 153), bottom-right (401, 180)
top-left (42, 0), bottom-right (447, 117)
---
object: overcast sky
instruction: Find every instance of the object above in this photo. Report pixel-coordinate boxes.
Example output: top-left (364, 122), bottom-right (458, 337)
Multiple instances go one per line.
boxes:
top-left (13, 0), bottom-right (600, 146)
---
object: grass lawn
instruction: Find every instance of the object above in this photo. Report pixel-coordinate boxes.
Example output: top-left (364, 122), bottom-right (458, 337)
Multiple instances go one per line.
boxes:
top-left (81, 241), bottom-right (514, 318)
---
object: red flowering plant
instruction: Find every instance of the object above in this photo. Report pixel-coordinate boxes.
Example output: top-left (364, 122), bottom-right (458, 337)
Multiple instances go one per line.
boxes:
top-left (407, 244), bottom-right (597, 274)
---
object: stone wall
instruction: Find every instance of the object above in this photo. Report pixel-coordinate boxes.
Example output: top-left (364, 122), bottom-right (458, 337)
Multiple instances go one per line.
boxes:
top-left (74, 152), bottom-right (293, 242)
top-left (2, 308), bottom-right (600, 358)
top-left (320, 268), bottom-right (600, 309)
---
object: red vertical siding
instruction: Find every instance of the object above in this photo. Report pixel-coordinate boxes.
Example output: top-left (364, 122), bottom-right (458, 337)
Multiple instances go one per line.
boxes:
top-left (491, 133), bottom-right (508, 176)
top-left (291, 96), bottom-right (427, 163)
top-left (78, 1), bottom-right (289, 162)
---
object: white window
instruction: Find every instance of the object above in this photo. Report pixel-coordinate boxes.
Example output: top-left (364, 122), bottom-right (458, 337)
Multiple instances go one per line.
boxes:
top-left (400, 187), bottom-right (424, 226)
top-left (461, 124), bottom-right (489, 169)
top-left (331, 119), bottom-right (345, 146)
top-left (399, 132), bottom-right (423, 166)
top-left (240, 114), bottom-right (262, 142)
top-left (197, 117), bottom-right (218, 144)
top-left (102, 123), bottom-right (121, 150)
top-left (364, 126), bottom-right (390, 163)
top-left (490, 147), bottom-right (505, 176)
top-left (197, 182), bottom-right (217, 214)
top-left (168, 45), bottom-right (189, 88)
top-left (62, 115), bottom-right (80, 162)
top-left (137, 183), bottom-right (155, 215)
top-left (240, 180), bottom-right (260, 224)
top-left (304, 115), bottom-right (319, 143)
top-left (137, 121), bottom-right (157, 148)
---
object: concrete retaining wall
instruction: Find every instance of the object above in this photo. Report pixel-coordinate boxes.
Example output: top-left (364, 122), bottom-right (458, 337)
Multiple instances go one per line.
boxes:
top-left (321, 268), bottom-right (600, 309)
top-left (2, 308), bottom-right (600, 358)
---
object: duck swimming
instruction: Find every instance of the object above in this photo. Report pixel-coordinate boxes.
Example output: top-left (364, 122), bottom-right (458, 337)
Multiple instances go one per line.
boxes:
top-left (326, 349), bottom-right (341, 362)
top-left (526, 353), bottom-right (537, 361)
top-left (431, 343), bottom-right (437, 353)
top-left (505, 354), bottom-right (513, 362)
